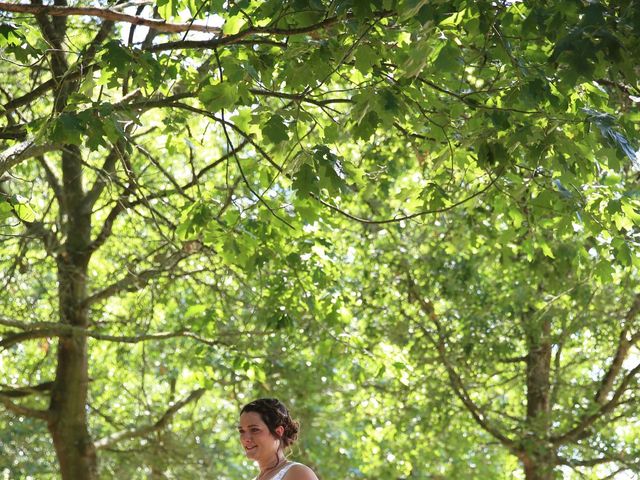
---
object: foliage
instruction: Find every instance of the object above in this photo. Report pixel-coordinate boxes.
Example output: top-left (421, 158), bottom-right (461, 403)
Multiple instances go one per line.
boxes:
top-left (1, 0), bottom-right (639, 479)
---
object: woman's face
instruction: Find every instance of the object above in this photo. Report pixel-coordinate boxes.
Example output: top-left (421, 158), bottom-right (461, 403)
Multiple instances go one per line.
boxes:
top-left (238, 411), bottom-right (283, 463)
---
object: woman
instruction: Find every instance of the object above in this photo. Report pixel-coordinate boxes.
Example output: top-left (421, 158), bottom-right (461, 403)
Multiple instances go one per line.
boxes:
top-left (238, 398), bottom-right (319, 480)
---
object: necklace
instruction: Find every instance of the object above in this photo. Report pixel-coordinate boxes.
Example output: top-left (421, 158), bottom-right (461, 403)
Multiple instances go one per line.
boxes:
top-left (256, 458), bottom-right (288, 480)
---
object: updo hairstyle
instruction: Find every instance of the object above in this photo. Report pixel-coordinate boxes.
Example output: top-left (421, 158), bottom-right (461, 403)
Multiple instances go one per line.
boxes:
top-left (240, 398), bottom-right (300, 447)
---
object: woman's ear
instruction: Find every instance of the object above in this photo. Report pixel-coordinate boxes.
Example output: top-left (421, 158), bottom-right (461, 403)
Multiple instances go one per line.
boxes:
top-left (275, 425), bottom-right (284, 438)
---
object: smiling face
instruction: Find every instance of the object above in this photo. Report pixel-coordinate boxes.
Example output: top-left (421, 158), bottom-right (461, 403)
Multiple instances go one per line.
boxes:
top-left (238, 411), bottom-right (284, 464)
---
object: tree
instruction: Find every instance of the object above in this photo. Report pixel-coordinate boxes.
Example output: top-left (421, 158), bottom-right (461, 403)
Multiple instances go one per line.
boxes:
top-left (336, 191), bottom-right (640, 478)
top-left (1, 0), bottom-right (639, 479)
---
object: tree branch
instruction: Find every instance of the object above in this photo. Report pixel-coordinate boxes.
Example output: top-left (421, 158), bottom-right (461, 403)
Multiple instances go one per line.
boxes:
top-left (82, 248), bottom-right (192, 307)
top-left (0, 139), bottom-right (60, 177)
top-left (594, 293), bottom-right (640, 404)
top-left (0, 3), bottom-right (222, 34)
top-left (313, 172), bottom-right (500, 225)
top-left (249, 88), bottom-right (352, 107)
top-left (547, 293), bottom-right (640, 444)
top-left (0, 394), bottom-right (51, 420)
top-left (94, 388), bottom-right (206, 450)
top-left (551, 360), bottom-right (640, 445)
top-left (85, 138), bottom-right (247, 258)
top-left (2, 77), bottom-right (57, 117)
top-left (1, 327), bottom-right (64, 350)
top-left (147, 11), bottom-right (393, 52)
top-left (404, 274), bottom-right (519, 454)
top-left (0, 381), bottom-right (54, 398)
top-left (2, 322), bottom-right (226, 350)
top-left (0, 316), bottom-right (33, 329)
top-left (82, 143), bottom-right (122, 212)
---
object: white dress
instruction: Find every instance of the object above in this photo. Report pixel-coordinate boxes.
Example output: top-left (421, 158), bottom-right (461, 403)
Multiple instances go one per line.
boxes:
top-left (258, 462), bottom-right (299, 480)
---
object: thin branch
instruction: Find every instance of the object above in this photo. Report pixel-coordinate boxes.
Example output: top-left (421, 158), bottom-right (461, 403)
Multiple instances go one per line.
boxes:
top-left (147, 11), bottom-right (393, 52)
top-left (314, 172), bottom-right (500, 225)
top-left (82, 248), bottom-right (191, 306)
top-left (131, 141), bottom-right (194, 202)
top-left (0, 316), bottom-right (33, 329)
top-left (2, 77), bottom-right (57, 116)
top-left (94, 388), bottom-right (206, 450)
top-left (85, 139), bottom-right (248, 256)
top-left (1, 328), bottom-right (63, 350)
top-left (594, 293), bottom-right (640, 404)
top-left (38, 155), bottom-right (64, 209)
top-left (415, 76), bottom-right (544, 115)
top-left (0, 381), bottom-right (54, 398)
top-left (0, 3), bottom-right (222, 34)
top-left (0, 125), bottom-right (27, 140)
top-left (0, 139), bottom-right (60, 177)
top-left (1, 323), bottom-right (226, 350)
top-left (551, 360), bottom-right (640, 445)
top-left (557, 456), bottom-right (616, 467)
top-left (83, 143), bottom-right (122, 211)
top-left (404, 274), bottom-right (519, 454)
top-left (249, 88), bottom-right (352, 107)
top-left (0, 394), bottom-right (51, 420)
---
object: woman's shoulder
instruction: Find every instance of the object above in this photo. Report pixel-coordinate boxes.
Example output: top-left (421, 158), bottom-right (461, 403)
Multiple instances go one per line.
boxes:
top-left (283, 462), bottom-right (318, 480)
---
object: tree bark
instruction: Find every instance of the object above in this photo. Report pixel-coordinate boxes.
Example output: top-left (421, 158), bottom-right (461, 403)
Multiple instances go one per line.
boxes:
top-left (29, 5), bottom-right (100, 476)
top-left (522, 455), bottom-right (556, 480)
top-left (47, 143), bottom-right (97, 479)
top-left (521, 314), bottom-right (557, 480)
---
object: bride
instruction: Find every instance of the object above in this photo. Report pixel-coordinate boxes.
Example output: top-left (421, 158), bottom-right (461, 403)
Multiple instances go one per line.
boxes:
top-left (238, 398), bottom-right (319, 480)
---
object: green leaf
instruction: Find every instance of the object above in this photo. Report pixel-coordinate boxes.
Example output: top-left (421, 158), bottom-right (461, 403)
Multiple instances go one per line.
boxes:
top-left (355, 45), bottom-right (377, 74)
top-left (223, 15), bottom-right (245, 35)
top-left (262, 115), bottom-right (289, 144)
top-left (613, 240), bottom-right (632, 266)
top-left (14, 203), bottom-right (36, 223)
top-left (314, 145), bottom-right (348, 194)
top-left (293, 162), bottom-right (319, 197)
top-left (185, 304), bottom-right (208, 319)
top-left (398, 0), bottom-right (429, 21)
top-left (199, 83), bottom-right (239, 111)
top-left (50, 113), bottom-right (84, 146)
top-left (613, 212), bottom-right (633, 232)
top-left (0, 202), bottom-right (13, 221)
top-left (0, 23), bottom-right (23, 47)
top-left (352, 111), bottom-right (379, 140)
top-left (398, 39), bottom-right (432, 78)
top-left (323, 123), bottom-right (340, 143)
top-left (421, 182), bottom-right (450, 210)
top-left (540, 241), bottom-right (555, 259)
top-left (434, 42), bottom-right (461, 72)
top-left (508, 207), bottom-right (525, 229)
top-left (595, 260), bottom-right (615, 282)
top-left (157, 0), bottom-right (178, 20)
top-left (101, 41), bottom-right (133, 74)
top-left (621, 202), bottom-right (640, 224)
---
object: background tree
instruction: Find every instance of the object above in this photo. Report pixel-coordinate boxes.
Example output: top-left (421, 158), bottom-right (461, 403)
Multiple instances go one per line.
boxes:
top-left (1, 0), bottom-right (639, 479)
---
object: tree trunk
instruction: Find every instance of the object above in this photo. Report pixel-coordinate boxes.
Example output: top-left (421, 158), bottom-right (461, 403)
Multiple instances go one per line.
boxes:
top-left (47, 145), bottom-right (97, 479)
top-left (521, 314), bottom-right (556, 480)
top-left (48, 256), bottom-right (96, 479)
top-left (521, 451), bottom-right (557, 480)
top-left (525, 318), bottom-right (551, 426)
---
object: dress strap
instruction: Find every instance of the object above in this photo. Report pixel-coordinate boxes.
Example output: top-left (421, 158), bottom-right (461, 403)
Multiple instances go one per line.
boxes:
top-left (272, 462), bottom-right (299, 480)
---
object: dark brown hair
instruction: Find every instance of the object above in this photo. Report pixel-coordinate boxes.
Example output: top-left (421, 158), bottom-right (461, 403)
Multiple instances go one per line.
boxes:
top-left (240, 398), bottom-right (299, 447)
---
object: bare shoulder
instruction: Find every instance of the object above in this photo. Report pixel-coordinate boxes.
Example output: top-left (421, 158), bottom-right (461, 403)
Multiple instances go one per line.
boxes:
top-left (284, 463), bottom-right (319, 480)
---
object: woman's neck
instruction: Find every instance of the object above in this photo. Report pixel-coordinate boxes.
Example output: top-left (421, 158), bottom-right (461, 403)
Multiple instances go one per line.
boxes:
top-left (257, 451), bottom-right (286, 477)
